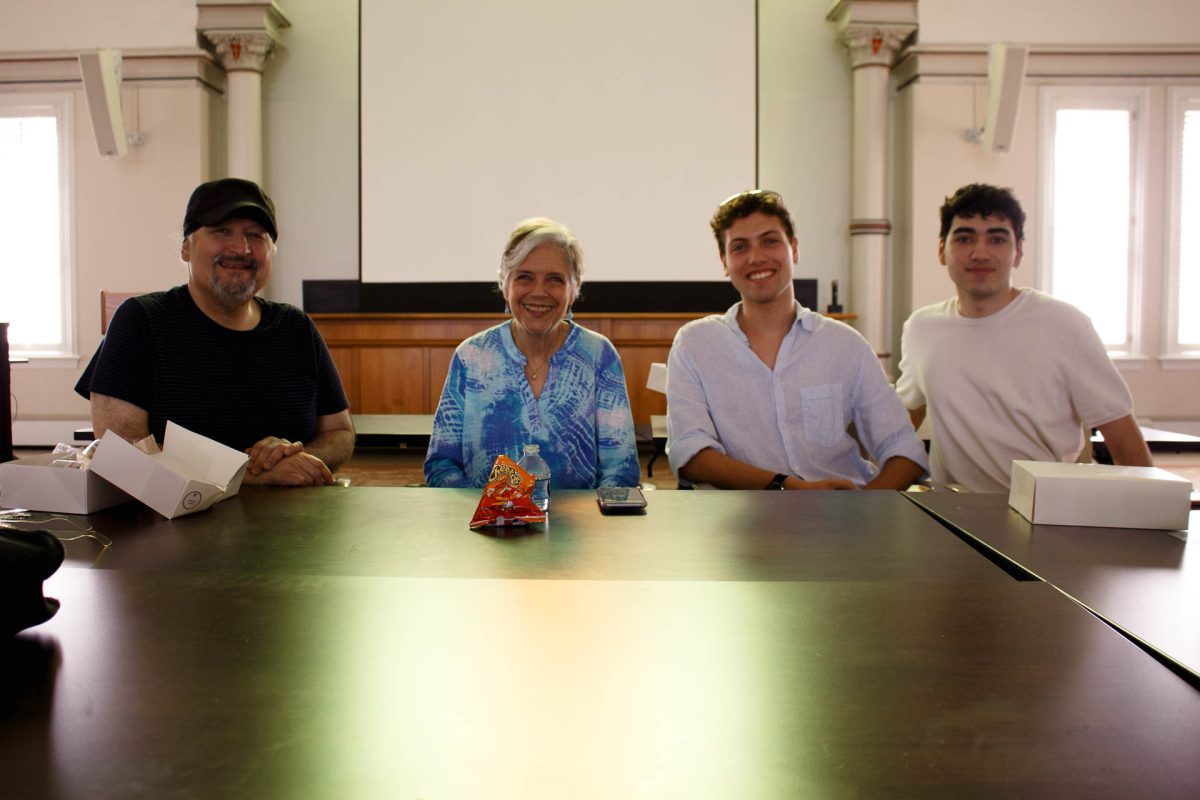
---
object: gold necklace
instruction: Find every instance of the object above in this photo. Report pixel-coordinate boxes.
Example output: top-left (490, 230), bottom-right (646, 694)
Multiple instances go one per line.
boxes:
top-left (520, 324), bottom-right (565, 381)
top-left (525, 357), bottom-right (549, 380)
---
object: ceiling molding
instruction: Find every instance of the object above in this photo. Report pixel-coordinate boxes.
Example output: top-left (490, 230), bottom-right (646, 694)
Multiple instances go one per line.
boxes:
top-left (895, 44), bottom-right (1200, 89)
top-left (0, 49), bottom-right (225, 92)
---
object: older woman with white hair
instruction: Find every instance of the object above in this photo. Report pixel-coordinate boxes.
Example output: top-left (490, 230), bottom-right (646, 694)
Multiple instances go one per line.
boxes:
top-left (424, 218), bottom-right (640, 488)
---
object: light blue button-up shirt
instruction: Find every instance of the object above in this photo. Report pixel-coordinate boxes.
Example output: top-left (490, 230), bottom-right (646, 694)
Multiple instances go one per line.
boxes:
top-left (666, 302), bottom-right (927, 487)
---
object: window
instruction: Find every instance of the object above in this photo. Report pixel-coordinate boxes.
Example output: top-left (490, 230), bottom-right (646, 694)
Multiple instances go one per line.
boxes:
top-left (1040, 87), bottom-right (1147, 357)
top-left (1167, 88), bottom-right (1200, 358)
top-left (0, 92), bottom-right (74, 360)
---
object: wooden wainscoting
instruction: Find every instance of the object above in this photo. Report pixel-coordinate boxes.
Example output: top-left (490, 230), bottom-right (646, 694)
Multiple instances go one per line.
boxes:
top-left (310, 313), bottom-right (692, 425)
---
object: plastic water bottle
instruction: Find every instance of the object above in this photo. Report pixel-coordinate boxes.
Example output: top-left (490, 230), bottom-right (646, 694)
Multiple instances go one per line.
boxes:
top-left (518, 444), bottom-right (551, 512)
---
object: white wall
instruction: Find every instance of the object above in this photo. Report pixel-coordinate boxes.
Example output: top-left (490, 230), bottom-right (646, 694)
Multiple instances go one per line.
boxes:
top-left (262, 0), bottom-right (359, 307)
top-left (917, 0), bottom-right (1200, 46)
top-left (0, 0), bottom-right (197, 50)
top-left (759, 0), bottom-right (852, 310)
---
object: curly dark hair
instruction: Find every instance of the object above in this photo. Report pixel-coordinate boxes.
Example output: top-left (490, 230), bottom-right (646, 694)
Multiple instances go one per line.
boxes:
top-left (939, 183), bottom-right (1026, 241)
top-left (710, 190), bottom-right (796, 257)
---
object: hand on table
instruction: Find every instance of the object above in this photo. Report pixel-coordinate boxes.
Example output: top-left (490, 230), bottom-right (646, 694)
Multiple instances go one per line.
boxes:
top-left (246, 436), bottom-right (304, 475)
top-left (244, 437), bottom-right (335, 486)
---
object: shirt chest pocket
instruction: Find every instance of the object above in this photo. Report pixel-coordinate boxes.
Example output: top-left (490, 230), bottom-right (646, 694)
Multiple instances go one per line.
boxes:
top-left (800, 384), bottom-right (844, 447)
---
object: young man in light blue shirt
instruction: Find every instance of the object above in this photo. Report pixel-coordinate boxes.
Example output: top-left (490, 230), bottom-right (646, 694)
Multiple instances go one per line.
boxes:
top-left (666, 190), bottom-right (927, 490)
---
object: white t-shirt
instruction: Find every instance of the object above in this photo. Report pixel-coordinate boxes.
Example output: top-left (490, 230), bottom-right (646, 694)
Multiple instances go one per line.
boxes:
top-left (896, 288), bottom-right (1134, 492)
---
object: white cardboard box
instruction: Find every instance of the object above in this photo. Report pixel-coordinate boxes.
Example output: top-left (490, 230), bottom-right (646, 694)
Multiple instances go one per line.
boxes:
top-left (88, 422), bottom-right (249, 519)
top-left (1008, 460), bottom-right (1192, 530)
top-left (0, 451), bottom-right (132, 515)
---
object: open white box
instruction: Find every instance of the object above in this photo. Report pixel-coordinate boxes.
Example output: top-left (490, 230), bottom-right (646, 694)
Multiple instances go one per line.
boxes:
top-left (89, 422), bottom-right (249, 519)
top-left (0, 451), bottom-right (131, 515)
top-left (1008, 460), bottom-right (1192, 530)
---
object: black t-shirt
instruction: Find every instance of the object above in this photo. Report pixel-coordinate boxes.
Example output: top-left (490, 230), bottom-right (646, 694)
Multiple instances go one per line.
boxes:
top-left (75, 285), bottom-right (349, 451)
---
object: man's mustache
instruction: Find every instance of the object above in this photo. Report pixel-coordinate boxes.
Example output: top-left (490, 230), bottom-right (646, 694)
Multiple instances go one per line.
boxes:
top-left (215, 255), bottom-right (258, 270)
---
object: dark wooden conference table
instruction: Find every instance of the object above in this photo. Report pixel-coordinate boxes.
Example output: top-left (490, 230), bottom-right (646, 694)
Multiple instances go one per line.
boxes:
top-left (907, 491), bottom-right (1200, 684)
top-left (3, 488), bottom-right (1200, 798)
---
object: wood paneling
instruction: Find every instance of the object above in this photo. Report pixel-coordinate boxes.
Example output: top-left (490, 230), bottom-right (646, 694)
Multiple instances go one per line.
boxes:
top-left (620, 347), bottom-right (672, 421)
top-left (313, 311), bottom-right (854, 425)
top-left (312, 313), bottom-right (691, 424)
top-left (358, 348), bottom-right (426, 413)
top-left (326, 347), bottom-right (359, 410)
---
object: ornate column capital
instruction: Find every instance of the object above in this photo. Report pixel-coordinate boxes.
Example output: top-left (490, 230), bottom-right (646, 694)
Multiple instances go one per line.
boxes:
top-left (835, 24), bottom-right (914, 68)
top-left (197, 1), bottom-right (291, 73)
top-left (203, 31), bottom-right (279, 73)
top-left (826, 1), bottom-right (917, 68)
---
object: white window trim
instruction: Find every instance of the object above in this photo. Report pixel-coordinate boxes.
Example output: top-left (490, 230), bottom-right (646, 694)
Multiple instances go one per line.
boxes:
top-left (1038, 85), bottom-right (1150, 358)
top-left (1164, 86), bottom-right (1200, 361)
top-left (0, 90), bottom-right (76, 361)
top-left (1157, 356), bottom-right (1200, 370)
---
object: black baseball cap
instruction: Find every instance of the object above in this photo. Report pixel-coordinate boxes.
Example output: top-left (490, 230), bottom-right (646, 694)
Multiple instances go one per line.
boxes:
top-left (182, 178), bottom-right (278, 241)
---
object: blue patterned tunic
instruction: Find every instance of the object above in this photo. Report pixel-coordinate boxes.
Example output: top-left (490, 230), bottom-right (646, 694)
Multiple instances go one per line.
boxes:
top-left (424, 321), bottom-right (640, 488)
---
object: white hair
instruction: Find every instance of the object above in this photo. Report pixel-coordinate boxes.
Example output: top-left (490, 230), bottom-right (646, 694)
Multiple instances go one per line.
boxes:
top-left (497, 217), bottom-right (583, 294)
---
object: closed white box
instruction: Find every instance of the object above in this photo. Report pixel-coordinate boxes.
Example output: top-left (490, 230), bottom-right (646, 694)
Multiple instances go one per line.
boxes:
top-left (0, 452), bottom-right (131, 515)
top-left (1008, 460), bottom-right (1192, 530)
top-left (88, 422), bottom-right (249, 519)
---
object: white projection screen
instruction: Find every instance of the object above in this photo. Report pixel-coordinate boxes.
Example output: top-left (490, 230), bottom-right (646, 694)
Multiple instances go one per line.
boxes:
top-left (361, 0), bottom-right (757, 285)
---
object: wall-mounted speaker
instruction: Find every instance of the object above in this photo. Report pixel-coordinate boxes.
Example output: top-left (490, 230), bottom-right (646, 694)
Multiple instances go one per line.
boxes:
top-left (982, 43), bottom-right (1029, 155)
top-left (78, 49), bottom-right (127, 158)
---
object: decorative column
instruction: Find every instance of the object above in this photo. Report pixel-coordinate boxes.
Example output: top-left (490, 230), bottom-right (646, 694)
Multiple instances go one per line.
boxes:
top-left (827, 1), bottom-right (916, 364)
top-left (197, 1), bottom-right (291, 183)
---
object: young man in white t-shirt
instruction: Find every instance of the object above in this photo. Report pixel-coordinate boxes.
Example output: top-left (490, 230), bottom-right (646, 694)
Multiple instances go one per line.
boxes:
top-left (895, 183), bottom-right (1152, 492)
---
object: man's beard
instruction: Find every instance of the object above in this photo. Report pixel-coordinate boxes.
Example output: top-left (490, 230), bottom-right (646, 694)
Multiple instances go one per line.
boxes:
top-left (210, 257), bottom-right (259, 309)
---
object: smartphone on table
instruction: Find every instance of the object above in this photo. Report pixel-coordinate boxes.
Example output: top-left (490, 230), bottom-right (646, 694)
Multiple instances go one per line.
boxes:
top-left (596, 486), bottom-right (648, 514)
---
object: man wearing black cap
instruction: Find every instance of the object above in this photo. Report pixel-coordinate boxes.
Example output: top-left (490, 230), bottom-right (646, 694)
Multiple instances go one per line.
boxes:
top-left (75, 178), bottom-right (354, 486)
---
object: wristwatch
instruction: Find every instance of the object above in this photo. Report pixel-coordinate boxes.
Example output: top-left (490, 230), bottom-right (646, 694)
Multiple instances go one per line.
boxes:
top-left (765, 473), bottom-right (788, 490)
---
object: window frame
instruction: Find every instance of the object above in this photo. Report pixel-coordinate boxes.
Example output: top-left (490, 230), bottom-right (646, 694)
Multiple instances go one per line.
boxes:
top-left (1038, 85), bottom-right (1150, 359)
top-left (1164, 86), bottom-right (1200, 362)
top-left (0, 90), bottom-right (76, 363)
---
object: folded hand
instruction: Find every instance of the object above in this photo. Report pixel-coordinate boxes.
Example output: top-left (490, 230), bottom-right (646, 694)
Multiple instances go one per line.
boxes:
top-left (243, 451), bottom-right (335, 486)
top-left (245, 436), bottom-right (305, 477)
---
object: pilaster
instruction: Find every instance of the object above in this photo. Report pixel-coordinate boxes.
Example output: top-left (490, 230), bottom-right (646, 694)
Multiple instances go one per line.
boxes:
top-left (197, 1), bottom-right (290, 183)
top-left (827, 1), bottom-right (916, 366)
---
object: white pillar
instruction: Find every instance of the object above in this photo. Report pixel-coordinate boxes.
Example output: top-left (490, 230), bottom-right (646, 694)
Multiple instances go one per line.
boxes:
top-left (226, 67), bottom-right (263, 181)
top-left (847, 57), bottom-right (891, 356)
top-left (197, 2), bottom-right (291, 182)
top-left (202, 33), bottom-right (281, 183)
top-left (827, 2), bottom-right (916, 368)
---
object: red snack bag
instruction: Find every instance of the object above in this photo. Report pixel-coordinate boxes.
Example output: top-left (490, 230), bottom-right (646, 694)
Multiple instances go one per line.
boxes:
top-left (469, 454), bottom-right (547, 529)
